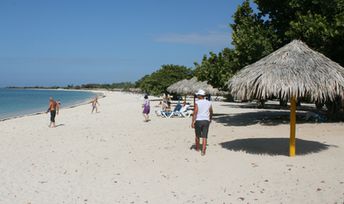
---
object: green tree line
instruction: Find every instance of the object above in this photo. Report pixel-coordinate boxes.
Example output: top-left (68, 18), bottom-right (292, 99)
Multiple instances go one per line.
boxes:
top-left (136, 64), bottom-right (194, 96)
top-left (65, 82), bottom-right (136, 90)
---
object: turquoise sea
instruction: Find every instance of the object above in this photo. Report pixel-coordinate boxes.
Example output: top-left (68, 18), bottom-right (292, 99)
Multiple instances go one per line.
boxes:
top-left (0, 88), bottom-right (97, 120)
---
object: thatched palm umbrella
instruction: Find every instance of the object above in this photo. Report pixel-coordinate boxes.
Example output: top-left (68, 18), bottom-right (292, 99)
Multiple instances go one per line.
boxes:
top-left (191, 80), bottom-right (223, 96)
top-left (228, 40), bottom-right (344, 156)
top-left (168, 77), bottom-right (221, 95)
top-left (167, 77), bottom-right (223, 104)
top-left (167, 78), bottom-right (197, 95)
top-left (177, 77), bottom-right (198, 95)
top-left (167, 79), bottom-right (187, 93)
top-left (167, 78), bottom-right (196, 103)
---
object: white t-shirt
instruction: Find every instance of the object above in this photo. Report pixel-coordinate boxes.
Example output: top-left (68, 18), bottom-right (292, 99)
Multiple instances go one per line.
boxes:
top-left (195, 99), bottom-right (212, 121)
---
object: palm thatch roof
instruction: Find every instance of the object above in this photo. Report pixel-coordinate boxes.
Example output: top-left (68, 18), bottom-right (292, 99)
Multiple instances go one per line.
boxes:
top-left (192, 80), bottom-right (223, 95)
top-left (177, 77), bottom-right (198, 95)
top-left (166, 79), bottom-right (186, 93)
top-left (167, 77), bottom-right (223, 95)
top-left (228, 40), bottom-right (344, 102)
top-left (167, 78), bottom-right (196, 95)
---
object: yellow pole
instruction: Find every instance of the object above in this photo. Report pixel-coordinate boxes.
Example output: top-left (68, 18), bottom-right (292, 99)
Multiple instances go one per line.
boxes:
top-left (289, 96), bottom-right (296, 157)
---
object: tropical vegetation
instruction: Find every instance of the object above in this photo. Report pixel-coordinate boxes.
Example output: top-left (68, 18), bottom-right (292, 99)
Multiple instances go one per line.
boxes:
top-left (194, 0), bottom-right (344, 91)
top-left (135, 64), bottom-right (193, 96)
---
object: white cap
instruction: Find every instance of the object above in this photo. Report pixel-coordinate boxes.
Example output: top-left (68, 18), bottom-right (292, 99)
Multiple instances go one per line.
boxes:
top-left (195, 89), bottom-right (206, 96)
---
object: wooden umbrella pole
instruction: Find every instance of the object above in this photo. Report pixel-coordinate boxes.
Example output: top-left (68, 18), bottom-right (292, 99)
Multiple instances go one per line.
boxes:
top-left (289, 96), bottom-right (296, 157)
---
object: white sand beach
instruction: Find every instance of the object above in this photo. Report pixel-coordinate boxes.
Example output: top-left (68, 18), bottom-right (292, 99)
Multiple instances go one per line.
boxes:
top-left (0, 91), bottom-right (343, 203)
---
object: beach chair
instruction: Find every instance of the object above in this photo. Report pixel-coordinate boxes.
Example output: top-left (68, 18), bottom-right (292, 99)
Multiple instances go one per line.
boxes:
top-left (163, 104), bottom-right (193, 118)
top-left (180, 109), bottom-right (193, 117)
top-left (161, 111), bottom-right (173, 118)
top-left (177, 104), bottom-right (193, 117)
top-left (161, 103), bottom-right (182, 118)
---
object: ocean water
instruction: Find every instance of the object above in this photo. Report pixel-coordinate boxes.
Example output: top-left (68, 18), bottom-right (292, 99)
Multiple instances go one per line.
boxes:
top-left (0, 88), bottom-right (97, 120)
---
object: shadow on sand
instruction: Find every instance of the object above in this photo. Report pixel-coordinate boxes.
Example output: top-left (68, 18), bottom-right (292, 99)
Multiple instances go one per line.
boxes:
top-left (220, 102), bottom-right (315, 111)
top-left (212, 111), bottom-right (322, 126)
top-left (220, 138), bottom-right (334, 156)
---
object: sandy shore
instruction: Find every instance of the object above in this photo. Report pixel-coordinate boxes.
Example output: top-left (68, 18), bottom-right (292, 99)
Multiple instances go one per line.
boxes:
top-left (0, 91), bottom-right (343, 203)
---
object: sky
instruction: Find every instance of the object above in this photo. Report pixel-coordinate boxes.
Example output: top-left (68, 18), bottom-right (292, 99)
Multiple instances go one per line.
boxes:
top-left (0, 0), bottom-right (246, 87)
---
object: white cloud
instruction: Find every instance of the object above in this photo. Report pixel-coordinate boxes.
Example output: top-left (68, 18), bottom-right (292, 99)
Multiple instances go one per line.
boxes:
top-left (154, 31), bottom-right (231, 47)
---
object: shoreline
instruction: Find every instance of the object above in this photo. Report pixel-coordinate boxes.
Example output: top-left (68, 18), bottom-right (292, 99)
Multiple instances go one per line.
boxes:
top-left (0, 89), bottom-right (106, 122)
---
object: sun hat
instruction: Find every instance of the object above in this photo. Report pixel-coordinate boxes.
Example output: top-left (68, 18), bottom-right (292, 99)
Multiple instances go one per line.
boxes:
top-left (195, 89), bottom-right (206, 96)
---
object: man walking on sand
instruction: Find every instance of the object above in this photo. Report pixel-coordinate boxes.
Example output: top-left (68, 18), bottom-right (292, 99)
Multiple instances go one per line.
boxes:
top-left (191, 89), bottom-right (213, 156)
top-left (46, 97), bottom-right (60, 128)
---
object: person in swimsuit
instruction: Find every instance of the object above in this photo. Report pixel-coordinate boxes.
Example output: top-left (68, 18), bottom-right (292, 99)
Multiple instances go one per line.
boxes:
top-left (46, 97), bottom-right (60, 128)
top-left (91, 96), bottom-right (100, 113)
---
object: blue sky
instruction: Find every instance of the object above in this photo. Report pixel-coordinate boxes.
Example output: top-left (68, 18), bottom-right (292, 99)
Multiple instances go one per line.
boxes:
top-left (0, 0), bottom-right (245, 87)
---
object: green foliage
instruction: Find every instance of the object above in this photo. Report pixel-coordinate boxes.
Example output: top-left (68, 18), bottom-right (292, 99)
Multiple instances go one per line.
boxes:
top-left (136, 64), bottom-right (193, 96)
top-left (65, 82), bottom-right (136, 90)
top-left (287, 12), bottom-right (331, 49)
top-left (193, 0), bottom-right (344, 92)
top-left (9, 82), bottom-right (136, 90)
top-left (254, 0), bottom-right (344, 65)
top-left (231, 0), bottom-right (277, 67)
top-left (194, 0), bottom-right (277, 91)
top-left (194, 48), bottom-right (237, 90)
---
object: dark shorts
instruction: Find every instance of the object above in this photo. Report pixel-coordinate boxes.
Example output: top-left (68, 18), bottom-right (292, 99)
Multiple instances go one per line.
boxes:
top-left (50, 110), bottom-right (56, 122)
top-left (194, 120), bottom-right (210, 138)
top-left (143, 106), bottom-right (150, 114)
